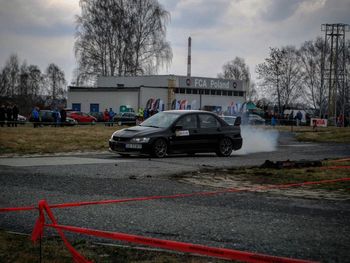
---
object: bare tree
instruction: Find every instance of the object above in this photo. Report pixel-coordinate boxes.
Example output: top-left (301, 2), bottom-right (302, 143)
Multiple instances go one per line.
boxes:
top-left (218, 57), bottom-right (256, 101)
top-left (19, 61), bottom-right (29, 96)
top-left (75, 0), bottom-right (172, 81)
top-left (45, 63), bottom-right (66, 100)
top-left (299, 38), bottom-right (328, 117)
top-left (2, 54), bottom-right (20, 97)
top-left (218, 57), bottom-right (250, 81)
top-left (27, 65), bottom-right (44, 97)
top-left (256, 47), bottom-right (303, 113)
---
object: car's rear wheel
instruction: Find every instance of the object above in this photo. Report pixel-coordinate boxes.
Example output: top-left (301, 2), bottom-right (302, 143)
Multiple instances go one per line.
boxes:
top-left (216, 137), bottom-right (233, 157)
top-left (151, 138), bottom-right (167, 158)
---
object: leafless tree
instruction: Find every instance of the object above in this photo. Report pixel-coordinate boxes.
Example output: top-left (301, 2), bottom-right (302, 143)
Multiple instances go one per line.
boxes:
top-left (218, 57), bottom-right (257, 101)
top-left (74, 0), bottom-right (172, 82)
top-left (218, 57), bottom-right (250, 81)
top-left (299, 38), bottom-right (328, 117)
top-left (27, 65), bottom-right (44, 97)
top-left (256, 47), bottom-right (303, 113)
top-left (45, 63), bottom-right (66, 100)
top-left (2, 54), bottom-right (20, 97)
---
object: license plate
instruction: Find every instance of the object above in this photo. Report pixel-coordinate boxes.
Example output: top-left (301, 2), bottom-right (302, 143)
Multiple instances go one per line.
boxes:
top-left (125, 143), bottom-right (142, 149)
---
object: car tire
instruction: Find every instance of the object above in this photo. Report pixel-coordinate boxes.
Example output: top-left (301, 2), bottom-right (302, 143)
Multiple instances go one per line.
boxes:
top-left (151, 138), bottom-right (167, 158)
top-left (216, 137), bottom-right (233, 157)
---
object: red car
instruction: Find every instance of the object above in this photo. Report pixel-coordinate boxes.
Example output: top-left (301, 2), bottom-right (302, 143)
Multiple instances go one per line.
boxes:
top-left (67, 111), bottom-right (97, 124)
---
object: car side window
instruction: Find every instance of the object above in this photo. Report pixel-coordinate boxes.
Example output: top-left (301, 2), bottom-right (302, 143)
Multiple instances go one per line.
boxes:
top-left (176, 114), bottom-right (198, 129)
top-left (199, 114), bottom-right (220, 128)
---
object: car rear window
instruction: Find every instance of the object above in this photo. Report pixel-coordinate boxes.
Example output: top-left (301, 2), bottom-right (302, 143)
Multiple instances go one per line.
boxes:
top-left (199, 114), bottom-right (220, 128)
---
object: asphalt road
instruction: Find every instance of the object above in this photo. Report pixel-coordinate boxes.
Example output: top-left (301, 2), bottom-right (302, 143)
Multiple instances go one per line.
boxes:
top-left (1, 131), bottom-right (350, 262)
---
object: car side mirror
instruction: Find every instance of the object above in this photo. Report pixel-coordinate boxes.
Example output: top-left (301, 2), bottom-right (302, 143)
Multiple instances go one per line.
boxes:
top-left (234, 116), bottom-right (241, 126)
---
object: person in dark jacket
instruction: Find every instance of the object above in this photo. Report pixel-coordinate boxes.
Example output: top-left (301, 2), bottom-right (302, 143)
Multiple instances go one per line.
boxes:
top-left (6, 105), bottom-right (13, 127)
top-left (0, 104), bottom-right (6, 127)
top-left (60, 108), bottom-right (67, 127)
top-left (12, 104), bottom-right (19, 127)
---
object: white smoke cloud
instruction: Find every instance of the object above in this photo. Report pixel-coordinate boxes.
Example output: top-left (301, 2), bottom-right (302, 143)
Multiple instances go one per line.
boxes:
top-left (234, 126), bottom-right (279, 155)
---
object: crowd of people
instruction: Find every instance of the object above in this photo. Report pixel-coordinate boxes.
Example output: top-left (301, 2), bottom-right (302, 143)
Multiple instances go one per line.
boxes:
top-left (31, 106), bottom-right (67, 128)
top-left (0, 104), bottom-right (19, 127)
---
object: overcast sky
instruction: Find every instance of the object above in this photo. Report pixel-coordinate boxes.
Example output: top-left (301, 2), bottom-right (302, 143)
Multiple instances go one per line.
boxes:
top-left (0, 0), bottom-right (349, 84)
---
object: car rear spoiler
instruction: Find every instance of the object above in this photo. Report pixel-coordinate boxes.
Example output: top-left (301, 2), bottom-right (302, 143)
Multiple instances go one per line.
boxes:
top-left (234, 116), bottom-right (241, 126)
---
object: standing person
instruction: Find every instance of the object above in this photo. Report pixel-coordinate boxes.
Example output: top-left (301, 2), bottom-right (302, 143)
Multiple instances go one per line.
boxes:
top-left (12, 104), bottom-right (19, 127)
top-left (32, 107), bottom-right (40, 128)
top-left (296, 111), bottom-right (302, 126)
top-left (6, 105), bottom-right (13, 127)
top-left (271, 115), bottom-right (277, 127)
top-left (108, 108), bottom-right (115, 126)
top-left (60, 108), bottom-right (67, 127)
top-left (0, 104), bottom-right (5, 127)
top-left (103, 108), bottom-right (109, 126)
top-left (56, 109), bottom-right (61, 127)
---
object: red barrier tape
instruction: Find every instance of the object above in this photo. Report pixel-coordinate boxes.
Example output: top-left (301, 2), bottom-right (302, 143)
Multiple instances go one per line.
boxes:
top-left (46, 223), bottom-right (318, 263)
top-left (31, 200), bottom-right (91, 263)
top-left (328, 158), bottom-right (350, 163)
top-left (30, 200), bottom-right (318, 263)
top-left (320, 166), bottom-right (350, 170)
top-left (1, 177), bottom-right (350, 213)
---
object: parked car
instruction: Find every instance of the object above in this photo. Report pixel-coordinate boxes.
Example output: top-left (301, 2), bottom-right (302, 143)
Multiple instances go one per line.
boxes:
top-left (89, 112), bottom-right (104, 122)
top-left (17, 114), bottom-right (27, 124)
top-left (67, 111), bottom-right (97, 124)
top-left (65, 116), bottom-right (78, 126)
top-left (113, 112), bottom-right (137, 126)
top-left (248, 114), bottom-right (266, 125)
top-left (109, 110), bottom-right (242, 158)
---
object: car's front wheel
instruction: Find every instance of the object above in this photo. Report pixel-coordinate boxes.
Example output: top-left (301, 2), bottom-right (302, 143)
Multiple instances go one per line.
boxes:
top-left (151, 138), bottom-right (167, 158)
top-left (216, 137), bottom-right (233, 157)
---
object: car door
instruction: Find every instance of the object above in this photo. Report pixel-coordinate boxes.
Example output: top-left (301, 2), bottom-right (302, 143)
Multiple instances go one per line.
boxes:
top-left (169, 113), bottom-right (200, 153)
top-left (197, 113), bottom-right (222, 151)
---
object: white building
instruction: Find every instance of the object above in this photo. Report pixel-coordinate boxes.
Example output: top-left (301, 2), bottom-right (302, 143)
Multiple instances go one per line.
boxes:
top-left (67, 75), bottom-right (247, 114)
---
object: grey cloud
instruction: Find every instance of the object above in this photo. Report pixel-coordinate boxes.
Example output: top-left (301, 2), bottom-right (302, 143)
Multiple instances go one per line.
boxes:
top-left (0, 0), bottom-right (76, 37)
top-left (172, 1), bottom-right (231, 29)
top-left (260, 0), bottom-right (305, 22)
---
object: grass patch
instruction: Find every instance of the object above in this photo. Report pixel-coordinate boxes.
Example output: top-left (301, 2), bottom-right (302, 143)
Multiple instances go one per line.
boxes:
top-left (273, 126), bottom-right (350, 143)
top-left (178, 159), bottom-right (350, 193)
top-left (228, 159), bottom-right (350, 191)
top-left (0, 125), bottom-right (120, 155)
top-left (0, 230), bottom-right (231, 263)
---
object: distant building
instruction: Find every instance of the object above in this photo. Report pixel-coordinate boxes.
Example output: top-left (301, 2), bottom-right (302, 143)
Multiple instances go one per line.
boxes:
top-left (67, 75), bottom-right (247, 114)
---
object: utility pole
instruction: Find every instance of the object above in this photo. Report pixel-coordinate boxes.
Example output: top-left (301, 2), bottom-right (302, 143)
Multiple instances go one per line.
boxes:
top-left (321, 23), bottom-right (349, 126)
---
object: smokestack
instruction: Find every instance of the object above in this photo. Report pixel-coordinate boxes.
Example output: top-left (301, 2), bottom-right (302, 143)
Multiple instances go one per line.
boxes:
top-left (187, 37), bottom-right (191, 78)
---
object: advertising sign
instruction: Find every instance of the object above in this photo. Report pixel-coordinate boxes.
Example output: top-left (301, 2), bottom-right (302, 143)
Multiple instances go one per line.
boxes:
top-left (310, 118), bottom-right (328, 127)
top-left (178, 76), bottom-right (243, 90)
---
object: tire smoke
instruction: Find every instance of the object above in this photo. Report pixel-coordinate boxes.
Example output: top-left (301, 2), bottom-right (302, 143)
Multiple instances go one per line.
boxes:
top-left (234, 126), bottom-right (279, 155)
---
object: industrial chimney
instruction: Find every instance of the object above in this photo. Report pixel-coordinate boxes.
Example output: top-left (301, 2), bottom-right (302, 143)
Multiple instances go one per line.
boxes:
top-left (187, 37), bottom-right (191, 78)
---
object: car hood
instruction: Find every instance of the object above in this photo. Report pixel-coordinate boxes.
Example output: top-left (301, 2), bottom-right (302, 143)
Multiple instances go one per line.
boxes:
top-left (115, 125), bottom-right (165, 138)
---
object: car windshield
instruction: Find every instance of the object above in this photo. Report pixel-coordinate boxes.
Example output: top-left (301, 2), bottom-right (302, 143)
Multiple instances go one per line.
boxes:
top-left (140, 112), bottom-right (180, 128)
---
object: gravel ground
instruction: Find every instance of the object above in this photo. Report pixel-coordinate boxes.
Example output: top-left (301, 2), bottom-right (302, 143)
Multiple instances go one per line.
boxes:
top-left (1, 131), bottom-right (350, 262)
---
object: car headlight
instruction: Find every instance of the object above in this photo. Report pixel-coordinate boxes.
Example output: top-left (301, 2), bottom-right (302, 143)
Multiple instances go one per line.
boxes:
top-left (130, 137), bottom-right (150, 143)
top-left (110, 131), bottom-right (120, 140)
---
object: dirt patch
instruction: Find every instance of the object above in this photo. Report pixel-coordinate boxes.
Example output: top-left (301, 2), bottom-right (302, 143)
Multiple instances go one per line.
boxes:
top-left (173, 159), bottom-right (350, 201)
